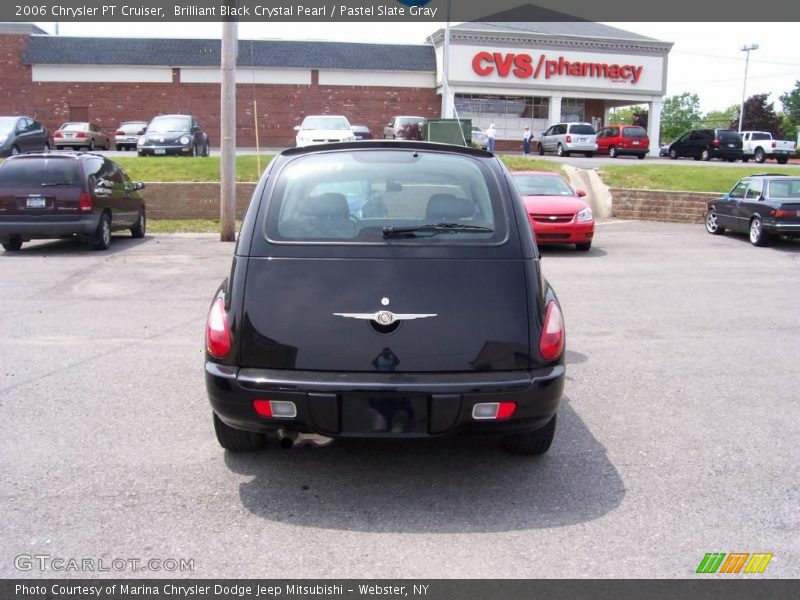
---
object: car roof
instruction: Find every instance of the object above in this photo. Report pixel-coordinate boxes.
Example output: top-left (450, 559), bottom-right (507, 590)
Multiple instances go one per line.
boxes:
top-left (511, 170), bottom-right (564, 177)
top-left (151, 114), bottom-right (191, 119)
top-left (304, 114), bottom-right (348, 119)
top-left (280, 140), bottom-right (493, 158)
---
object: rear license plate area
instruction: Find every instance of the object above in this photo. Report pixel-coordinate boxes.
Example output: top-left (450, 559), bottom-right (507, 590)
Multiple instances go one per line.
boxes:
top-left (26, 195), bottom-right (46, 209)
top-left (340, 394), bottom-right (428, 435)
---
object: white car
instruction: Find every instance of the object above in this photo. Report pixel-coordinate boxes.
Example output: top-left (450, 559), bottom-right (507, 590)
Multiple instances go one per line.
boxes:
top-left (295, 115), bottom-right (355, 147)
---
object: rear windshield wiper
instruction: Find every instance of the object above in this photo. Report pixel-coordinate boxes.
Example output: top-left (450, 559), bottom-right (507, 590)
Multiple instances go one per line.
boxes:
top-left (382, 223), bottom-right (494, 238)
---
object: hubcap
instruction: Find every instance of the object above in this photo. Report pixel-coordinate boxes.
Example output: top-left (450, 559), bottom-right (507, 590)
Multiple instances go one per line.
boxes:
top-left (102, 220), bottom-right (110, 244)
top-left (11, 147), bottom-right (19, 155)
top-left (706, 211), bottom-right (718, 232)
top-left (750, 220), bottom-right (760, 242)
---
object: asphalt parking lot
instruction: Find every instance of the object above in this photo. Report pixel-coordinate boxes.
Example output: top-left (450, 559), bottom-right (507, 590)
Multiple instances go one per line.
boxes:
top-left (1, 221), bottom-right (798, 578)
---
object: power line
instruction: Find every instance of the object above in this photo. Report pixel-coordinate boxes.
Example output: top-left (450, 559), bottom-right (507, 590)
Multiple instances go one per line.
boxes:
top-left (672, 50), bottom-right (800, 68)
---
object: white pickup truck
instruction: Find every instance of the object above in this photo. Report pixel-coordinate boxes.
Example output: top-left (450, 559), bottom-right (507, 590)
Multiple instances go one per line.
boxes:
top-left (740, 131), bottom-right (796, 164)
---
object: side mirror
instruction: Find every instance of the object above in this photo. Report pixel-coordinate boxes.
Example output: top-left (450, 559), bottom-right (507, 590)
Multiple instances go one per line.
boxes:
top-left (134, 181), bottom-right (145, 191)
top-left (576, 189), bottom-right (587, 197)
top-left (293, 125), bottom-right (301, 132)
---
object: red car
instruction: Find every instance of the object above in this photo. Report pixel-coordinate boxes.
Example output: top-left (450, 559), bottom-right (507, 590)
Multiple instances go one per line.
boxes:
top-left (511, 171), bottom-right (595, 251)
top-left (596, 125), bottom-right (649, 159)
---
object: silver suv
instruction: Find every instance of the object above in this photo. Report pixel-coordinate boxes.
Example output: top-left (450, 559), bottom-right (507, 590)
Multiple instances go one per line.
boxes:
top-left (538, 123), bottom-right (598, 158)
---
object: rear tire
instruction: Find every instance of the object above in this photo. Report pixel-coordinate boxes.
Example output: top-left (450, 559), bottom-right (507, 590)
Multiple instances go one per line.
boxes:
top-left (754, 148), bottom-right (766, 163)
top-left (131, 208), bottom-right (146, 238)
top-left (637, 153), bottom-right (646, 160)
top-left (557, 144), bottom-right (569, 157)
top-left (742, 157), bottom-right (750, 163)
top-left (2, 237), bottom-right (23, 251)
top-left (609, 146), bottom-right (617, 158)
top-left (92, 212), bottom-right (112, 250)
top-left (503, 414), bottom-right (557, 455)
top-left (575, 242), bottom-right (592, 251)
top-left (749, 216), bottom-right (769, 247)
top-left (701, 148), bottom-right (711, 161)
top-left (213, 413), bottom-right (266, 452)
top-left (776, 156), bottom-right (789, 165)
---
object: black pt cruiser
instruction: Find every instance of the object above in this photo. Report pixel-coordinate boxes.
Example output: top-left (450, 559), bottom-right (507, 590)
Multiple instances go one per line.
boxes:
top-left (205, 141), bottom-right (565, 455)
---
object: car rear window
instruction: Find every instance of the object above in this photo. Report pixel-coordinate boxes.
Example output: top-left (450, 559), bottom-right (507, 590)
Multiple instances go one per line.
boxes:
top-left (120, 123), bottom-right (146, 133)
top-left (751, 132), bottom-right (771, 141)
top-left (61, 123), bottom-right (88, 132)
top-left (0, 158), bottom-right (81, 187)
top-left (623, 127), bottom-right (647, 138)
top-left (768, 179), bottom-right (800, 199)
top-left (717, 130), bottom-right (740, 142)
top-left (266, 150), bottom-right (504, 244)
top-left (568, 124), bottom-right (595, 135)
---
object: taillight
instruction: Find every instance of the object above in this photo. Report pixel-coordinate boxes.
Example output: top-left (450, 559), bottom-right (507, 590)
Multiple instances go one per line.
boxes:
top-left (253, 400), bottom-right (297, 418)
top-left (472, 401), bottom-right (517, 420)
top-left (566, 134), bottom-right (572, 143)
top-left (774, 209), bottom-right (798, 218)
top-left (772, 141), bottom-right (777, 149)
top-left (76, 131), bottom-right (87, 138)
top-left (712, 139), bottom-right (720, 147)
top-left (539, 301), bottom-right (565, 361)
top-left (54, 131), bottom-right (62, 138)
top-left (78, 192), bottom-right (92, 212)
top-left (206, 297), bottom-right (231, 358)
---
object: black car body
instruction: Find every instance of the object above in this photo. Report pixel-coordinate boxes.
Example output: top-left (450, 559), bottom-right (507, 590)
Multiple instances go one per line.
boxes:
top-left (0, 153), bottom-right (146, 251)
top-left (669, 128), bottom-right (743, 161)
top-left (137, 114), bottom-right (209, 157)
top-left (205, 141), bottom-right (565, 455)
top-left (0, 116), bottom-right (50, 157)
top-left (351, 125), bottom-right (373, 140)
top-left (705, 174), bottom-right (800, 246)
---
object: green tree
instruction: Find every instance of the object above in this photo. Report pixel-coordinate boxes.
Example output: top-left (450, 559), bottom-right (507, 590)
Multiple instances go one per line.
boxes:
top-left (660, 93), bottom-right (702, 143)
top-left (780, 80), bottom-right (800, 132)
top-left (732, 94), bottom-right (785, 136)
top-left (632, 107), bottom-right (649, 128)
top-left (703, 105), bottom-right (738, 128)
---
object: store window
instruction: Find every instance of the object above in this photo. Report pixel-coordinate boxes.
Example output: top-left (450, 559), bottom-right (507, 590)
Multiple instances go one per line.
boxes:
top-left (560, 99), bottom-right (585, 123)
top-left (454, 94), bottom-right (550, 139)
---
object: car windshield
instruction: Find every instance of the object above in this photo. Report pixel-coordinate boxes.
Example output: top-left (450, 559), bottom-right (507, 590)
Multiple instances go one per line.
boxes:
top-left (148, 116), bottom-right (191, 132)
top-left (0, 117), bottom-right (17, 135)
top-left (120, 123), bottom-right (147, 133)
top-left (61, 123), bottom-right (88, 132)
top-left (768, 179), bottom-right (800, 199)
top-left (569, 125), bottom-right (595, 135)
top-left (267, 150), bottom-right (503, 243)
top-left (302, 117), bottom-right (350, 131)
top-left (0, 158), bottom-right (81, 187)
top-left (513, 174), bottom-right (574, 197)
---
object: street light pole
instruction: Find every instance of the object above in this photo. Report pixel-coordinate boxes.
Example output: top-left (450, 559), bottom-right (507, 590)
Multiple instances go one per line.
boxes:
top-left (738, 44), bottom-right (759, 132)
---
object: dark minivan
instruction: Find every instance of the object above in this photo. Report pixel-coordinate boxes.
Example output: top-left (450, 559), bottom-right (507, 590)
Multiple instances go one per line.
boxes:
top-left (205, 141), bottom-right (566, 455)
top-left (0, 153), bottom-right (146, 251)
top-left (668, 128), bottom-right (743, 161)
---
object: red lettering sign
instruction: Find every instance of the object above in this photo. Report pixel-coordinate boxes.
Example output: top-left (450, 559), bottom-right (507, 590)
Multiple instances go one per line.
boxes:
top-left (470, 51), bottom-right (644, 84)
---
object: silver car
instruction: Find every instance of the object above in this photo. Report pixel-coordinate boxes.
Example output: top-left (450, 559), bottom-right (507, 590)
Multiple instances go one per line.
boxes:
top-left (538, 122), bottom-right (598, 158)
top-left (115, 121), bottom-right (148, 151)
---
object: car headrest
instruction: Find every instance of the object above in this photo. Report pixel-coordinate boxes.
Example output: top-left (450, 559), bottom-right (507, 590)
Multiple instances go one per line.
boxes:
top-left (298, 193), bottom-right (349, 218)
top-left (425, 194), bottom-right (474, 221)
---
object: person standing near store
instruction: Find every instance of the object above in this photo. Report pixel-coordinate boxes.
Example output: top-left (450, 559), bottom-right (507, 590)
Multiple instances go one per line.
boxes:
top-left (523, 126), bottom-right (532, 156)
top-left (486, 123), bottom-right (497, 153)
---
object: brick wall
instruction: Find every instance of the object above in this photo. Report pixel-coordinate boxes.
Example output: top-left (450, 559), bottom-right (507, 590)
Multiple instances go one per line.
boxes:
top-left (0, 34), bottom-right (440, 147)
top-left (140, 182), bottom-right (257, 220)
top-left (611, 188), bottom-right (720, 223)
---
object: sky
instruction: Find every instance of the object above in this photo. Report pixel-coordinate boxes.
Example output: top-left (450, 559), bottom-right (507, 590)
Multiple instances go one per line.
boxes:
top-left (32, 21), bottom-right (800, 114)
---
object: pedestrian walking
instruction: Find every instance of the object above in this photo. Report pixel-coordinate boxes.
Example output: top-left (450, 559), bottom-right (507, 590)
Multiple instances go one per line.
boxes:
top-left (486, 123), bottom-right (497, 153)
top-left (523, 126), bottom-right (532, 155)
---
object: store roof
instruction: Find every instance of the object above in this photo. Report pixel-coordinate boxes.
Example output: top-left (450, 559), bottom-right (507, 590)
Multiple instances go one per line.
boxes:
top-left (22, 36), bottom-right (437, 71)
top-left (452, 21), bottom-right (658, 43)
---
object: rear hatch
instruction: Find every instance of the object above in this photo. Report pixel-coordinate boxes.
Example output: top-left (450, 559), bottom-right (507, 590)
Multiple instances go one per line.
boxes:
top-left (622, 127), bottom-right (649, 150)
top-left (240, 148), bottom-right (532, 373)
top-left (716, 129), bottom-right (743, 149)
top-left (0, 156), bottom-right (84, 221)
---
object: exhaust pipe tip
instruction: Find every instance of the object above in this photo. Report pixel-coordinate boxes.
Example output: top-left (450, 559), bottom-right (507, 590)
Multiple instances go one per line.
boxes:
top-left (279, 437), bottom-right (294, 450)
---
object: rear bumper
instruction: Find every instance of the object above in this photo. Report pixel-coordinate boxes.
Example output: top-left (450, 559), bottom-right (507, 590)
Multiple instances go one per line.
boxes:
top-left (206, 363), bottom-right (565, 438)
top-left (711, 148), bottom-right (743, 159)
top-left (565, 143), bottom-right (598, 152)
top-left (766, 222), bottom-right (800, 234)
top-left (0, 215), bottom-right (100, 241)
top-left (532, 221), bottom-right (595, 244)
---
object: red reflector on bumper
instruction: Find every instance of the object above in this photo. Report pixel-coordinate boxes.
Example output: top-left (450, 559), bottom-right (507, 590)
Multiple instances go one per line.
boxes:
top-left (253, 400), bottom-right (272, 417)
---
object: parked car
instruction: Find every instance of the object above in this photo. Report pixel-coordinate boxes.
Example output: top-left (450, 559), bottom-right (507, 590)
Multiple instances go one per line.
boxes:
top-left (471, 127), bottom-right (488, 150)
top-left (668, 128), bottom-right (743, 162)
top-left (659, 143), bottom-right (670, 157)
top-left (351, 125), bottom-right (373, 141)
top-left (705, 174), bottom-right (800, 246)
top-left (383, 116), bottom-right (427, 139)
top-left (294, 115), bottom-right (356, 147)
top-left (538, 123), bottom-right (597, 157)
top-left (0, 152), bottom-right (146, 251)
top-left (511, 171), bottom-right (594, 251)
top-left (740, 131), bottom-right (796, 165)
top-left (0, 116), bottom-right (50, 157)
top-left (137, 114), bottom-right (209, 157)
top-left (205, 141), bottom-right (565, 455)
top-left (54, 122), bottom-right (112, 151)
top-left (115, 121), bottom-right (148, 151)
top-left (596, 125), bottom-right (649, 159)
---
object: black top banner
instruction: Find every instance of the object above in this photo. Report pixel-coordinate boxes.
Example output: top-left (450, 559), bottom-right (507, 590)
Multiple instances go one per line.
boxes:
top-left (4, 0), bottom-right (800, 22)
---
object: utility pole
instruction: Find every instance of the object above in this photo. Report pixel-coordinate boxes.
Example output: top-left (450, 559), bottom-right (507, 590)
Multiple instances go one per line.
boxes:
top-left (220, 19), bottom-right (237, 242)
top-left (738, 44), bottom-right (758, 132)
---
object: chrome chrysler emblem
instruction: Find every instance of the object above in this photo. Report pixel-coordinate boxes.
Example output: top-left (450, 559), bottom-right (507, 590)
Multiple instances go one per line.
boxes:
top-left (333, 310), bottom-right (436, 325)
top-left (549, 215), bottom-right (558, 221)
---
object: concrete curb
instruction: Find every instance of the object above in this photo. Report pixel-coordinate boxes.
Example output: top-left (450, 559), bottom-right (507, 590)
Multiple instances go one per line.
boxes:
top-left (561, 165), bottom-right (613, 219)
